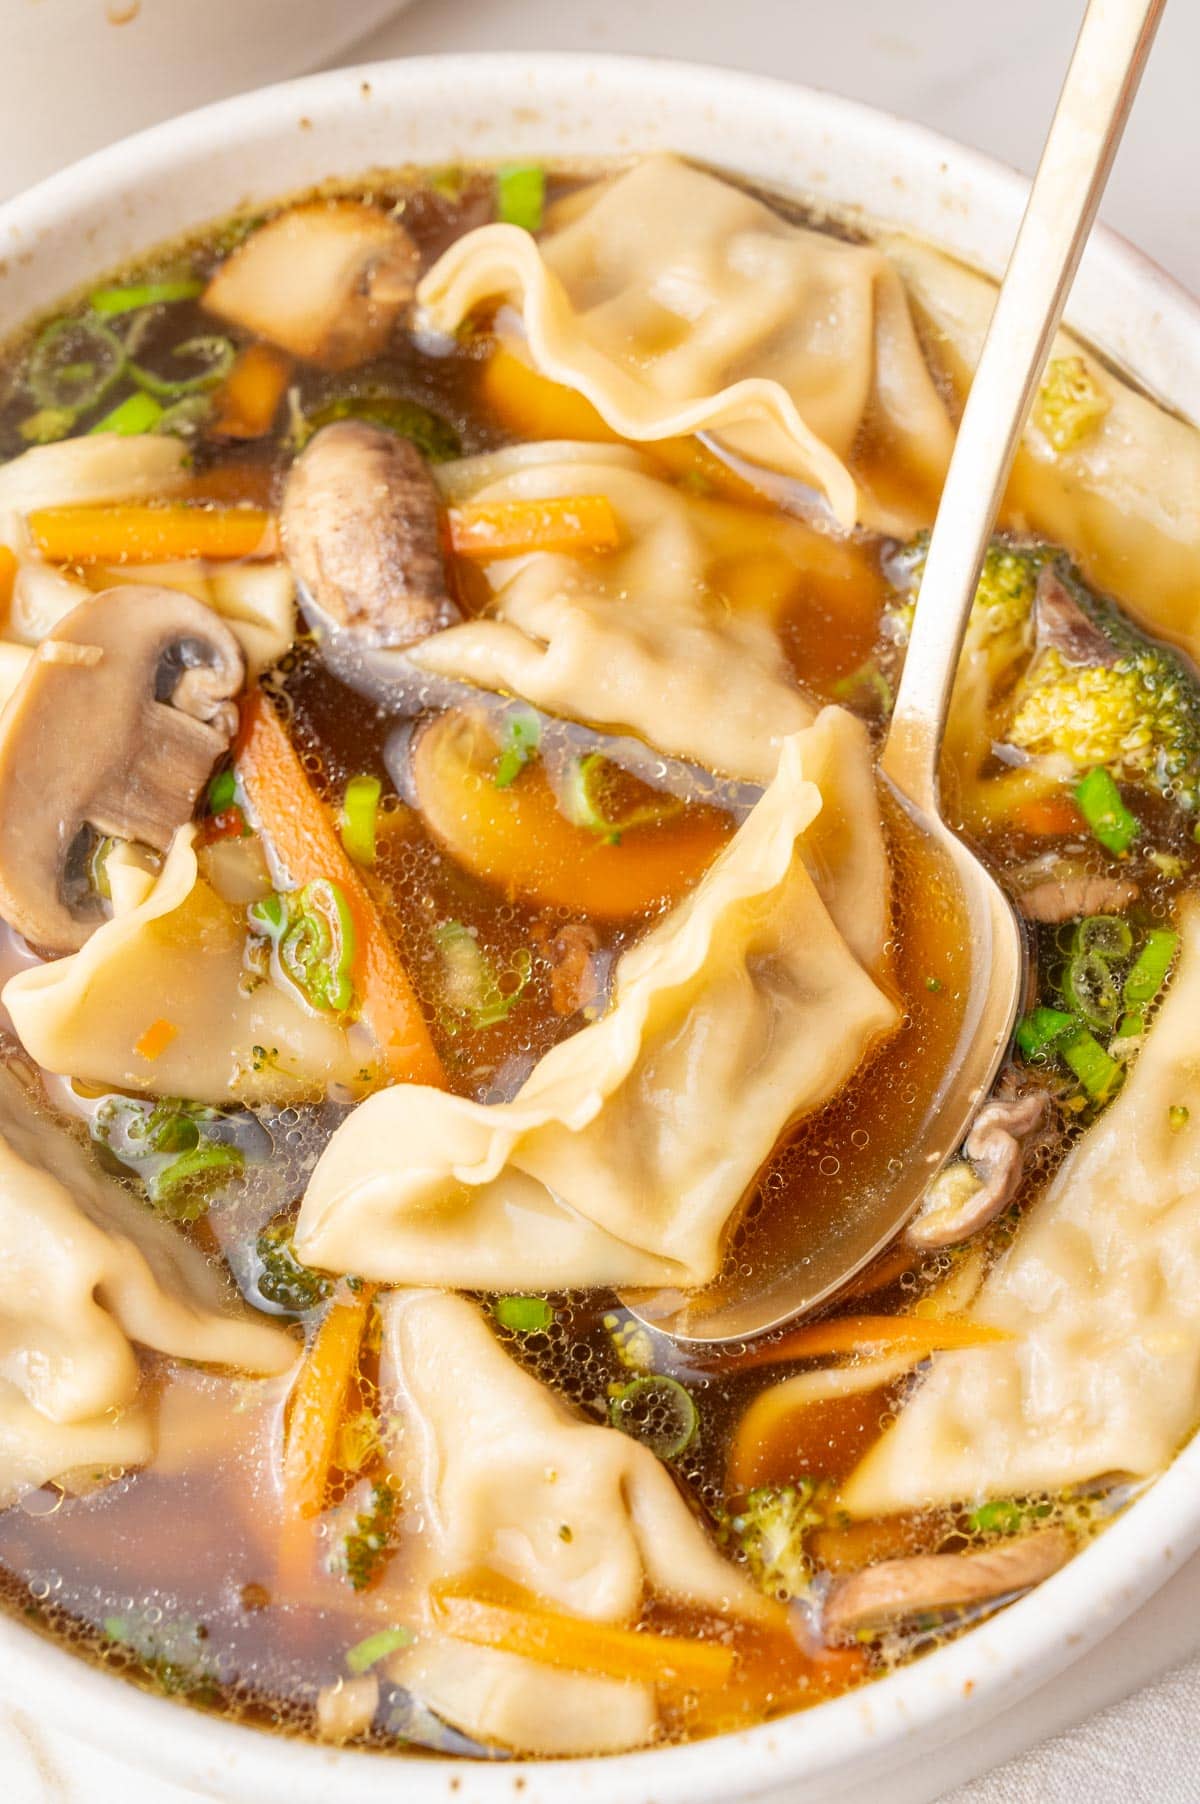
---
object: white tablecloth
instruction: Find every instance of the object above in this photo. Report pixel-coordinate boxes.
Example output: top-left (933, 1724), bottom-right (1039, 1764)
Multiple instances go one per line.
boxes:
top-left (5, 3), bottom-right (1200, 1799)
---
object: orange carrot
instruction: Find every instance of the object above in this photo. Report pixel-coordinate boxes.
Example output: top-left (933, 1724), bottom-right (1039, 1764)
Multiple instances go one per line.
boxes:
top-left (236, 690), bottom-right (444, 1088)
top-left (29, 503), bottom-right (275, 564)
top-left (448, 494), bottom-right (620, 560)
top-left (430, 1581), bottom-right (735, 1691)
top-left (209, 343), bottom-right (294, 439)
top-left (481, 344), bottom-right (620, 445)
top-left (1013, 794), bottom-right (1085, 836)
top-left (0, 545), bottom-right (16, 617)
top-left (134, 1017), bottom-right (178, 1061)
top-left (281, 1290), bottom-right (375, 1522)
top-left (704, 1314), bottom-right (1011, 1377)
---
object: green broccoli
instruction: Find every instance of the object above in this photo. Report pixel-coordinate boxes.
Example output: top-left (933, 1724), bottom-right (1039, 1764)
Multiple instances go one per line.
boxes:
top-left (255, 1214), bottom-right (333, 1314)
top-left (730, 1481), bottom-right (824, 1601)
top-left (330, 1481), bottom-right (398, 1591)
top-left (102, 1609), bottom-right (220, 1702)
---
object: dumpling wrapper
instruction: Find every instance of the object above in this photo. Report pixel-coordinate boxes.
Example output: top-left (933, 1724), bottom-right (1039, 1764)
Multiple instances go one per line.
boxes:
top-left (0, 1059), bottom-right (294, 1505)
top-left (295, 720), bottom-right (899, 1289)
top-left (380, 1290), bottom-right (763, 1756)
top-left (842, 894), bottom-right (1200, 1516)
top-left (3, 828), bottom-right (376, 1106)
top-left (885, 234), bottom-right (1200, 646)
top-left (417, 153), bottom-right (954, 534)
top-left (416, 443), bottom-right (817, 785)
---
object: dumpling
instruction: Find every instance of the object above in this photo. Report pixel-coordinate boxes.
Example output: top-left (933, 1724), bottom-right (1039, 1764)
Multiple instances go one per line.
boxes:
top-left (414, 442), bottom-right (818, 785)
top-left (3, 828), bottom-right (377, 1106)
top-left (416, 154), bottom-right (955, 533)
top-left (379, 1290), bottom-right (764, 1755)
top-left (885, 234), bottom-right (1200, 647)
top-left (842, 894), bottom-right (1200, 1516)
top-left (294, 720), bottom-right (899, 1289)
top-left (0, 1057), bottom-right (294, 1506)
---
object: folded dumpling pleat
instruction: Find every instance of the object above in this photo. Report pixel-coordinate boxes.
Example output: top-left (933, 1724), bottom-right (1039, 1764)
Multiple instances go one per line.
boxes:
top-left (417, 154), bottom-right (954, 533)
top-left (842, 895), bottom-right (1200, 1517)
top-left (416, 443), bottom-right (819, 785)
top-left (295, 720), bottom-right (899, 1289)
top-left (380, 1290), bottom-right (763, 1755)
top-left (0, 1060), bottom-right (294, 1505)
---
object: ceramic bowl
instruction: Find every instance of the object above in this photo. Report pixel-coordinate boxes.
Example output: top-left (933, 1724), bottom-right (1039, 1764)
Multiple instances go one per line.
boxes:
top-left (1, 52), bottom-right (1197, 1804)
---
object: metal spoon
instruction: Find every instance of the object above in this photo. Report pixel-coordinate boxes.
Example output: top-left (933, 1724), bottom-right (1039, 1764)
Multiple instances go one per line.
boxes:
top-left (626, 0), bottom-right (1166, 1343)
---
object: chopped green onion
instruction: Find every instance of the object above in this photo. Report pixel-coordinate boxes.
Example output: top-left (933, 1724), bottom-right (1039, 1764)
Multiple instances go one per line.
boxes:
top-left (339, 774), bottom-right (381, 867)
top-left (967, 1499), bottom-right (1026, 1536)
top-left (344, 1627), bottom-right (413, 1675)
top-left (89, 278), bottom-right (204, 317)
top-left (1170, 1104), bottom-right (1190, 1132)
top-left (248, 880), bottom-right (357, 1016)
top-left (27, 314), bottom-right (125, 411)
top-left (150, 1142), bottom-right (245, 1214)
top-left (88, 389), bottom-right (164, 437)
top-left (609, 1374), bottom-right (698, 1461)
top-left (207, 767), bottom-right (237, 813)
top-left (830, 658), bottom-right (894, 715)
top-left (19, 405), bottom-right (76, 444)
top-left (1015, 1006), bottom-right (1077, 1060)
top-left (157, 393), bottom-right (214, 439)
top-left (1074, 915), bottom-right (1133, 963)
top-left (1074, 766), bottom-right (1139, 855)
top-left (494, 709), bottom-right (541, 788)
top-left (496, 163), bottom-right (546, 232)
top-left (1061, 951), bottom-right (1120, 1032)
top-left (493, 1295), bottom-right (554, 1333)
top-left (434, 919), bottom-right (531, 1031)
top-left (1060, 1025), bottom-right (1123, 1101)
top-left (131, 333), bottom-right (235, 399)
top-left (1123, 927), bottom-right (1179, 1005)
top-left (924, 976), bottom-right (944, 993)
top-left (560, 752), bottom-right (683, 844)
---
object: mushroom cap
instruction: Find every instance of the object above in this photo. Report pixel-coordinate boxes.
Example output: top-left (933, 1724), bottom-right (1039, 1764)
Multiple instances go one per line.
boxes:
top-left (281, 419), bottom-right (458, 651)
top-left (0, 585), bottom-right (245, 954)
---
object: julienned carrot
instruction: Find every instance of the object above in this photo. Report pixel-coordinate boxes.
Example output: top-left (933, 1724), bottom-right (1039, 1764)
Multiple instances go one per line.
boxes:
top-left (1013, 794), bottom-right (1085, 836)
top-left (0, 545), bottom-right (16, 615)
top-left (28, 503), bottom-right (276, 564)
top-left (708, 1314), bottom-right (1012, 1376)
top-left (133, 1017), bottom-right (178, 1062)
top-left (236, 691), bottom-right (445, 1089)
top-left (448, 494), bottom-right (621, 560)
top-left (430, 1583), bottom-right (735, 1691)
top-left (209, 342), bottom-right (294, 439)
top-left (277, 1288), bottom-right (374, 1589)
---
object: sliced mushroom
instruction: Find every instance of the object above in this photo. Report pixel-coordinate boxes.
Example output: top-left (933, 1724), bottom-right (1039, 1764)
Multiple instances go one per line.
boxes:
top-left (1034, 566), bottom-right (1116, 665)
top-left (824, 1528), bottom-right (1072, 1640)
top-left (0, 585), bottom-right (244, 953)
top-left (1017, 871), bottom-right (1140, 923)
top-left (203, 202), bottom-right (419, 369)
top-left (908, 1089), bottom-right (1048, 1249)
top-left (281, 419), bottom-right (458, 650)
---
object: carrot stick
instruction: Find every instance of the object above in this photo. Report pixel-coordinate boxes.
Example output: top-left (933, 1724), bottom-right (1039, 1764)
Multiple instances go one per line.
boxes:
top-left (429, 1582), bottom-right (735, 1691)
top-left (133, 1017), bottom-right (178, 1062)
top-left (1013, 794), bottom-right (1085, 836)
top-left (236, 690), bottom-right (444, 1088)
top-left (28, 503), bottom-right (276, 564)
top-left (281, 1290), bottom-right (375, 1522)
top-left (448, 494), bottom-right (621, 560)
top-left (209, 343), bottom-right (294, 439)
top-left (0, 545), bottom-right (16, 617)
top-left (704, 1314), bottom-right (1011, 1377)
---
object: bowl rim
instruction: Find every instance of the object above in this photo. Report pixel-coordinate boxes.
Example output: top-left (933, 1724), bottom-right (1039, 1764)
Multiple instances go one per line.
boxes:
top-left (1, 49), bottom-right (1198, 1804)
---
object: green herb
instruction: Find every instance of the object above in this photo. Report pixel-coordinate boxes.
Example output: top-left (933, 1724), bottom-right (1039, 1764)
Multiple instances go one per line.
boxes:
top-left (493, 709), bottom-right (541, 789)
top-left (560, 753), bottom-right (684, 844)
top-left (256, 1215), bottom-right (333, 1313)
top-left (151, 1142), bottom-right (244, 1214)
top-left (1074, 766), bottom-right (1139, 855)
top-left (496, 163), bottom-right (546, 232)
top-left (89, 277), bottom-right (204, 317)
top-left (248, 880), bottom-right (357, 1015)
top-left (27, 314), bottom-right (125, 411)
top-left (344, 1626), bottom-right (413, 1675)
top-left (1170, 1104), bottom-right (1191, 1132)
top-left (830, 658), bottom-right (894, 715)
top-left (608, 1374), bottom-right (698, 1461)
top-left (88, 389), bottom-right (164, 437)
top-left (131, 333), bottom-right (235, 399)
top-left (1060, 1024), bottom-right (1123, 1101)
top-left (299, 392), bottom-right (461, 463)
top-left (339, 774), bottom-right (381, 867)
top-left (19, 405), bottom-right (76, 444)
top-left (1015, 1006), bottom-right (1077, 1060)
top-left (493, 1295), bottom-right (554, 1333)
top-left (332, 1482), bottom-right (397, 1592)
top-left (434, 920), bottom-right (531, 1031)
top-left (102, 1610), bottom-right (219, 1701)
top-left (207, 767), bottom-right (238, 813)
top-left (967, 1499), bottom-right (1027, 1536)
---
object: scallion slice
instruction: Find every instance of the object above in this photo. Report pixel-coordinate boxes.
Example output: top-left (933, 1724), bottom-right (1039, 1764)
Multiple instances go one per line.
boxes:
top-left (88, 390), bottom-right (164, 437)
top-left (493, 709), bottom-right (541, 789)
top-left (1061, 950), bottom-right (1120, 1033)
top-left (1060, 1024), bottom-right (1123, 1101)
top-left (496, 163), bottom-right (546, 232)
top-left (1074, 914), bottom-right (1133, 963)
top-left (493, 1295), bottom-right (554, 1333)
top-left (1123, 926), bottom-right (1179, 1005)
top-left (608, 1374), bottom-right (698, 1461)
top-left (89, 277), bottom-right (204, 317)
top-left (1074, 766), bottom-right (1139, 855)
top-left (340, 774), bottom-right (382, 867)
top-left (344, 1627), bottom-right (413, 1675)
top-left (150, 1141), bottom-right (245, 1213)
top-left (27, 314), bottom-right (125, 411)
top-left (1015, 1006), bottom-right (1077, 1060)
top-left (131, 333), bottom-right (236, 399)
top-left (19, 405), bottom-right (76, 444)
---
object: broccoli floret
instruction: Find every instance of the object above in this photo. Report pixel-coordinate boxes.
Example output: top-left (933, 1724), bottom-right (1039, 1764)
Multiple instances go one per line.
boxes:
top-left (331, 1481), bottom-right (397, 1591)
top-left (730, 1481), bottom-right (824, 1601)
top-left (1031, 355), bottom-right (1111, 454)
top-left (255, 1214), bottom-right (333, 1314)
top-left (1006, 579), bottom-right (1200, 814)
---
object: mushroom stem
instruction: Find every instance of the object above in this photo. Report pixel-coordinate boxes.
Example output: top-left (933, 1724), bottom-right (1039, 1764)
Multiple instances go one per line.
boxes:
top-left (824, 1528), bottom-right (1072, 1640)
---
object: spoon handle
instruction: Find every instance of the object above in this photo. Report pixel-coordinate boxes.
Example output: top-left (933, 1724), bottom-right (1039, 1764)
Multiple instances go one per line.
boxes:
top-left (881, 0), bottom-right (1166, 816)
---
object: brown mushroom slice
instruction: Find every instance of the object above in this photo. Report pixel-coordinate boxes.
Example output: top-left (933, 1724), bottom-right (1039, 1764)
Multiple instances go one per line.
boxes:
top-left (908, 1090), bottom-right (1048, 1249)
top-left (1017, 871), bottom-right (1140, 924)
top-left (281, 419), bottom-right (458, 650)
top-left (0, 585), bottom-right (244, 953)
top-left (824, 1528), bottom-right (1072, 1640)
top-left (202, 202), bottom-right (420, 369)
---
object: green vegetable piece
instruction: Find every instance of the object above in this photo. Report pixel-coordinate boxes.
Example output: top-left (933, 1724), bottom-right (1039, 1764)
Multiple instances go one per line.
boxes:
top-left (1074, 914), bottom-right (1133, 963)
top-left (1015, 1006), bottom-right (1077, 1060)
top-left (434, 919), bottom-right (531, 1031)
top-left (1170, 1104), bottom-right (1190, 1132)
top-left (731, 1482), bottom-right (822, 1601)
top-left (131, 333), bottom-right (235, 399)
top-left (334, 1481), bottom-right (397, 1592)
top-left (19, 405), bottom-right (76, 444)
top-left (345, 1626), bottom-right (414, 1675)
top-left (496, 163), bottom-right (546, 232)
top-left (560, 752), bottom-right (684, 844)
top-left (340, 774), bottom-right (381, 867)
top-left (1060, 1025), bottom-right (1124, 1101)
top-left (27, 314), bottom-right (125, 411)
top-left (88, 389), bottom-right (164, 437)
top-left (248, 880), bottom-right (357, 1016)
top-left (157, 393), bottom-right (214, 439)
top-left (830, 658), bottom-right (894, 715)
top-left (1123, 927), bottom-right (1179, 1005)
top-left (608, 1374), bottom-right (698, 1460)
top-left (89, 278), bottom-right (204, 317)
top-left (1074, 766), bottom-right (1139, 855)
top-left (493, 1295), bottom-right (554, 1333)
top-left (494, 709), bottom-right (541, 789)
top-left (1032, 355), bottom-right (1111, 453)
top-left (102, 1609), bottom-right (218, 1700)
top-left (207, 767), bottom-right (237, 813)
top-left (255, 1215), bottom-right (333, 1314)
top-left (150, 1142), bottom-right (244, 1217)
top-left (300, 393), bottom-right (461, 463)
top-left (1061, 950), bottom-right (1120, 1033)
top-left (967, 1499), bottom-right (1026, 1536)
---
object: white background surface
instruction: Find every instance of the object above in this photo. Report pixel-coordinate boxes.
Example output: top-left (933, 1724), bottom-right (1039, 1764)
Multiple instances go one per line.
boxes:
top-left (6, 1), bottom-right (1200, 1799)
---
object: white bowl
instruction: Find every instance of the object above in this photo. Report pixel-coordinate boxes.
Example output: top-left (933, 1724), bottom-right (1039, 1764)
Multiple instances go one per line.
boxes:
top-left (2, 51), bottom-right (1198, 1804)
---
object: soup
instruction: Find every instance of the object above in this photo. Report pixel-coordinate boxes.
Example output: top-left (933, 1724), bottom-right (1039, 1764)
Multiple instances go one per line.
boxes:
top-left (0, 151), bottom-right (1198, 1758)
